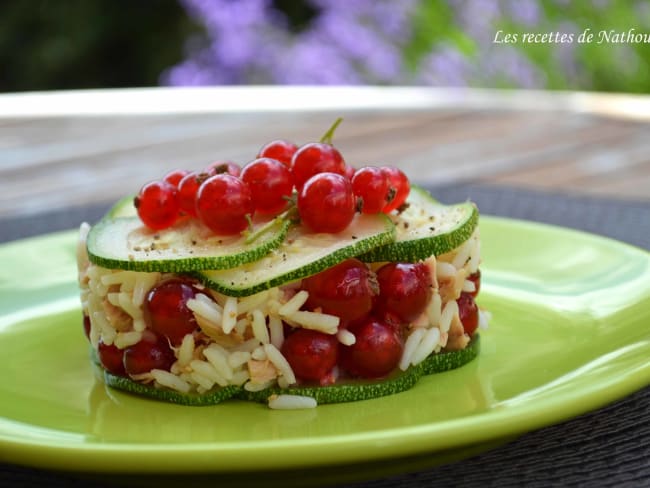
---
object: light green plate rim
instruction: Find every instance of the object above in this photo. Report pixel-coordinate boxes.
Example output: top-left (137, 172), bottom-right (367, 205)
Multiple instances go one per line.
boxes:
top-left (0, 216), bottom-right (649, 475)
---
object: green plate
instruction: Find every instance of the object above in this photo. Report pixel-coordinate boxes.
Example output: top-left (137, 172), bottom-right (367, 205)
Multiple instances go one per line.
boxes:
top-left (0, 217), bottom-right (649, 481)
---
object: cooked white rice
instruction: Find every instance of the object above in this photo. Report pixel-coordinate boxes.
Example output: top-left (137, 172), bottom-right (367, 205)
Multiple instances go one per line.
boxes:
top-left (337, 328), bottom-right (356, 346)
top-left (268, 394), bottom-right (317, 410)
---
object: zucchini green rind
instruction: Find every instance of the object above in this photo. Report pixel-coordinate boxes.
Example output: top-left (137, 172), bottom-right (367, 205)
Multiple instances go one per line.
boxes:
top-left (97, 366), bottom-right (240, 406)
top-left (89, 353), bottom-right (241, 405)
top-left (105, 195), bottom-right (137, 219)
top-left (244, 335), bottom-right (480, 404)
top-left (359, 186), bottom-right (479, 263)
top-left (86, 216), bottom-right (291, 273)
top-left (98, 336), bottom-right (479, 406)
top-left (196, 213), bottom-right (395, 297)
top-left (238, 369), bottom-right (419, 404)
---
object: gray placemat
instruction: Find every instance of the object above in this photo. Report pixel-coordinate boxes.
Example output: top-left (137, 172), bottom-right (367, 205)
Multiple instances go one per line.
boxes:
top-left (430, 183), bottom-right (649, 251)
top-left (1, 183), bottom-right (648, 488)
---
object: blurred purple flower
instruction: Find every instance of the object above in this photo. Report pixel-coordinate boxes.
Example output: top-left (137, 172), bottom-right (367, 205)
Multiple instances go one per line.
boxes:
top-left (505, 0), bottom-right (541, 26)
top-left (164, 0), bottom-right (419, 85)
top-left (416, 46), bottom-right (473, 86)
top-left (635, 1), bottom-right (650, 26)
top-left (164, 0), bottom-right (592, 90)
top-left (552, 21), bottom-right (584, 87)
top-left (271, 34), bottom-right (362, 85)
top-left (484, 46), bottom-right (546, 88)
top-left (163, 0), bottom-right (288, 85)
top-left (450, 0), bottom-right (501, 41)
top-left (373, 2), bottom-right (419, 41)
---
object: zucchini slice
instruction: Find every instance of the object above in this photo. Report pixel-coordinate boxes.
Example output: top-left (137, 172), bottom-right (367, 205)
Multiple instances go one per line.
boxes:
top-left (196, 213), bottom-right (395, 297)
top-left (98, 364), bottom-right (241, 406)
top-left (87, 216), bottom-right (291, 273)
top-left (243, 334), bottom-right (480, 404)
top-left (98, 336), bottom-right (480, 406)
top-left (359, 186), bottom-right (479, 263)
top-left (105, 195), bottom-right (137, 219)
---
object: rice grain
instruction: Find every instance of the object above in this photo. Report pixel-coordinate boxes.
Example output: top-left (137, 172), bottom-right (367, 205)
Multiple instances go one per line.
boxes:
top-left (152, 369), bottom-right (191, 393)
top-left (251, 309), bottom-right (270, 344)
top-left (278, 290), bottom-right (309, 316)
top-left (440, 300), bottom-right (458, 334)
top-left (263, 344), bottom-right (296, 384)
top-left (190, 359), bottom-right (228, 387)
top-left (268, 315), bottom-right (284, 349)
top-left (410, 328), bottom-right (441, 366)
top-left (337, 328), bottom-right (356, 346)
top-left (203, 346), bottom-right (233, 380)
top-left (268, 394), bottom-right (317, 410)
top-left (113, 330), bottom-right (142, 349)
top-left (399, 328), bottom-right (426, 371)
top-left (222, 296), bottom-right (238, 334)
top-left (285, 310), bottom-right (339, 334)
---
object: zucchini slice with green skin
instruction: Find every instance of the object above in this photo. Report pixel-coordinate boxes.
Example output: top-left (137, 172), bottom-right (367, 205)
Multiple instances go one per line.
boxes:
top-left (87, 216), bottom-right (291, 273)
top-left (93, 362), bottom-right (241, 406)
top-left (243, 335), bottom-right (480, 404)
top-left (98, 336), bottom-right (479, 406)
top-left (105, 195), bottom-right (137, 219)
top-left (196, 213), bottom-right (395, 297)
top-left (359, 186), bottom-right (479, 263)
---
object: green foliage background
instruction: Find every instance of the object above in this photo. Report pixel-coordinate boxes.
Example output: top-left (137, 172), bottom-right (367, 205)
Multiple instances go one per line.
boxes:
top-left (1, 0), bottom-right (648, 93)
top-left (0, 0), bottom-right (195, 92)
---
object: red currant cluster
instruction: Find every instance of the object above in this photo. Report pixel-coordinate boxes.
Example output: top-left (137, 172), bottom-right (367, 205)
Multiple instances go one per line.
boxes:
top-left (281, 259), bottom-right (480, 382)
top-left (134, 121), bottom-right (411, 235)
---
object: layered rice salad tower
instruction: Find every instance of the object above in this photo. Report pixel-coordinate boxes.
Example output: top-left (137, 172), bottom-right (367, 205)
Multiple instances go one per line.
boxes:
top-left (77, 121), bottom-right (488, 408)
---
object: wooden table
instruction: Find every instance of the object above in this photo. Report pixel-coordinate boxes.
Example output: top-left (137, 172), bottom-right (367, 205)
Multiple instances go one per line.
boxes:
top-left (0, 86), bottom-right (648, 220)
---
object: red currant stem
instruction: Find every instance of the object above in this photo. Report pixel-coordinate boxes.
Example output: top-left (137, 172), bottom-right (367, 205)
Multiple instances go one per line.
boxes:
top-left (245, 214), bottom-right (254, 232)
top-left (282, 193), bottom-right (297, 203)
top-left (356, 197), bottom-right (364, 213)
top-left (319, 117), bottom-right (344, 144)
top-left (282, 197), bottom-right (301, 224)
top-left (243, 213), bottom-right (286, 244)
top-left (386, 187), bottom-right (397, 204)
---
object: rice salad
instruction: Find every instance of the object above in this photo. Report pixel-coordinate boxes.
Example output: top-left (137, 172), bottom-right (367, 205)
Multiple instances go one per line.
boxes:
top-left (78, 221), bottom-right (488, 409)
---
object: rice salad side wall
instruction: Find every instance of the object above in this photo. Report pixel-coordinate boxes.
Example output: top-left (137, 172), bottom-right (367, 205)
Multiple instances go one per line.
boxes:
top-left (78, 223), bottom-right (487, 408)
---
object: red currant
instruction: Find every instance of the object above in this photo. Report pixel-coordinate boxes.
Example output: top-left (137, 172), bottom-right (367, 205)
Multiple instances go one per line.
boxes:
top-left (376, 262), bottom-right (432, 323)
top-left (280, 329), bottom-right (338, 382)
top-left (302, 258), bottom-right (377, 324)
top-left (163, 169), bottom-right (190, 188)
top-left (134, 180), bottom-right (180, 230)
top-left (178, 171), bottom-right (210, 218)
top-left (196, 174), bottom-right (254, 235)
top-left (352, 166), bottom-right (391, 214)
top-left (240, 158), bottom-right (294, 215)
top-left (257, 140), bottom-right (297, 167)
top-left (83, 314), bottom-right (91, 340)
top-left (144, 279), bottom-right (201, 346)
top-left (344, 165), bottom-right (356, 181)
top-left (458, 292), bottom-right (479, 336)
top-left (123, 334), bottom-right (175, 375)
top-left (98, 339), bottom-right (126, 376)
top-left (291, 143), bottom-right (346, 191)
top-left (468, 270), bottom-right (481, 297)
top-left (205, 160), bottom-right (241, 177)
top-left (382, 167), bottom-right (410, 213)
top-left (340, 317), bottom-right (403, 378)
top-left (298, 173), bottom-right (356, 233)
